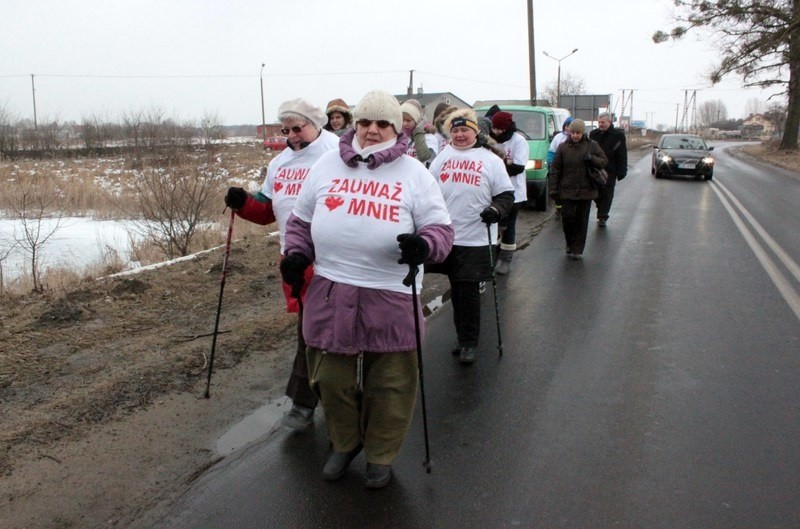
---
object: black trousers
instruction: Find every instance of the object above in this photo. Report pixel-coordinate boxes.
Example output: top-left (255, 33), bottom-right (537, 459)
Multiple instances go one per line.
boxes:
top-left (593, 183), bottom-right (616, 220)
top-left (450, 280), bottom-right (481, 348)
top-left (560, 199), bottom-right (592, 255)
top-left (285, 316), bottom-right (319, 409)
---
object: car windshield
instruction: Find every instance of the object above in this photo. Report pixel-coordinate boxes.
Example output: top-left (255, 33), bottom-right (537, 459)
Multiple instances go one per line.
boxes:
top-left (513, 111), bottom-right (546, 140)
top-left (661, 136), bottom-right (706, 150)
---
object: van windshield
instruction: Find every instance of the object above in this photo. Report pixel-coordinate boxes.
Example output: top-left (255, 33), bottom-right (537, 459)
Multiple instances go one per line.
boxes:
top-left (514, 112), bottom-right (546, 140)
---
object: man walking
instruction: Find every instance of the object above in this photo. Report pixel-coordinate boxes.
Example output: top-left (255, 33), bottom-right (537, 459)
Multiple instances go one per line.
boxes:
top-left (588, 112), bottom-right (627, 227)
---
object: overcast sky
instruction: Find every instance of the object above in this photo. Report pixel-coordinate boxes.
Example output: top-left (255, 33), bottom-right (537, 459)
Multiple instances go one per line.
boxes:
top-left (0, 0), bottom-right (782, 129)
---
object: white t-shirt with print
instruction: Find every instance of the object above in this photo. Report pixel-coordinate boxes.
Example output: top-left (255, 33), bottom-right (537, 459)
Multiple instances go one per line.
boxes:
top-left (428, 145), bottom-right (514, 247)
top-left (292, 150), bottom-right (451, 293)
top-left (497, 132), bottom-right (529, 203)
top-left (261, 129), bottom-right (339, 252)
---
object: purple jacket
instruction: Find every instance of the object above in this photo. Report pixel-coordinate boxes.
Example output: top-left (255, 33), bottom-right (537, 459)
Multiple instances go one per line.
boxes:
top-left (284, 132), bottom-right (454, 355)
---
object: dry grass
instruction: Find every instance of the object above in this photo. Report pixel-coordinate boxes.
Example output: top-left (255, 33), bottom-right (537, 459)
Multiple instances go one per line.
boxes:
top-left (739, 140), bottom-right (800, 173)
top-left (1, 142), bottom-right (271, 294)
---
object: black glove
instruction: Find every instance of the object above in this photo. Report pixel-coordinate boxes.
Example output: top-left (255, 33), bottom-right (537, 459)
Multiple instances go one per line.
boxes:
top-left (224, 187), bottom-right (248, 210)
top-left (480, 206), bottom-right (501, 224)
top-left (280, 253), bottom-right (311, 294)
top-left (396, 233), bottom-right (428, 266)
top-left (582, 153), bottom-right (592, 162)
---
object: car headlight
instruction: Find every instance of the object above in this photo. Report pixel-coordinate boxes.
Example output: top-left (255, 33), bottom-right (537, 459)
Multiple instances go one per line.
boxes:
top-left (658, 154), bottom-right (672, 162)
top-left (702, 156), bottom-right (714, 164)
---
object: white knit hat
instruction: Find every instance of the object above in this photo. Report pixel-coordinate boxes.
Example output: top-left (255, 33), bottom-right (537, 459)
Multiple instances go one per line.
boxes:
top-left (277, 98), bottom-right (327, 130)
top-left (400, 101), bottom-right (421, 126)
top-left (353, 90), bottom-right (403, 133)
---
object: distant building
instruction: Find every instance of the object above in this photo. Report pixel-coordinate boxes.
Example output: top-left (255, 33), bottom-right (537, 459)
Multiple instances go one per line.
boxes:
top-left (395, 92), bottom-right (471, 125)
top-left (742, 113), bottom-right (776, 138)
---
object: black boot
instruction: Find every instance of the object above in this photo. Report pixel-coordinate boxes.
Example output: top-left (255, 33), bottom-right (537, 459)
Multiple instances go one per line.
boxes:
top-left (322, 443), bottom-right (363, 481)
top-left (365, 463), bottom-right (392, 489)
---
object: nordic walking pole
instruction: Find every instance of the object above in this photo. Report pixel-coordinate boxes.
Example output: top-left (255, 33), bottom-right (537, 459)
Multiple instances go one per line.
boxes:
top-left (486, 223), bottom-right (504, 357)
top-left (403, 264), bottom-right (432, 473)
top-left (204, 209), bottom-right (235, 399)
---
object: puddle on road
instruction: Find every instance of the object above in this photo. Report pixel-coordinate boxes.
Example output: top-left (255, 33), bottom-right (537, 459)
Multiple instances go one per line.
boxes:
top-left (214, 399), bottom-right (287, 455)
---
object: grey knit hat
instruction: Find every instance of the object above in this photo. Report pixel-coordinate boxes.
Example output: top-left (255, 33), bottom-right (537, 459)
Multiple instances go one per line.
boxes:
top-left (353, 90), bottom-right (403, 133)
top-left (277, 98), bottom-right (327, 130)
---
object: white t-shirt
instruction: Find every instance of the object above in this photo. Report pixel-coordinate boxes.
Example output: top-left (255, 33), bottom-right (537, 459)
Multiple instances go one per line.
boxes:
top-left (549, 131), bottom-right (569, 154)
top-left (434, 132), bottom-right (449, 154)
top-left (425, 133), bottom-right (439, 156)
top-left (428, 144), bottom-right (514, 247)
top-left (261, 129), bottom-right (338, 251)
top-left (292, 150), bottom-right (451, 293)
top-left (497, 132), bottom-right (529, 203)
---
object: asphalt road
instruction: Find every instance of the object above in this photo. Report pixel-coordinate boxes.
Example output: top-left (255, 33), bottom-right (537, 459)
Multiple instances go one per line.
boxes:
top-left (137, 143), bottom-right (800, 529)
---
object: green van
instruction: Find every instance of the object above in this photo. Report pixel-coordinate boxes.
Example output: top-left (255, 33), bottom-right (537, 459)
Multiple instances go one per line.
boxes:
top-left (473, 105), bottom-right (566, 211)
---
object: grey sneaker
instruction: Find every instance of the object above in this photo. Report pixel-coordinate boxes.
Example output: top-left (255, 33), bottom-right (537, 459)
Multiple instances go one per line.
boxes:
top-left (459, 347), bottom-right (476, 365)
top-left (495, 260), bottom-right (510, 275)
top-left (280, 403), bottom-right (314, 431)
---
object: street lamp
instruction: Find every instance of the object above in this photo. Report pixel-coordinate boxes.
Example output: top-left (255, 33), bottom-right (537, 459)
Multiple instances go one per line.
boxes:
top-left (542, 48), bottom-right (578, 107)
top-left (259, 63), bottom-right (266, 141)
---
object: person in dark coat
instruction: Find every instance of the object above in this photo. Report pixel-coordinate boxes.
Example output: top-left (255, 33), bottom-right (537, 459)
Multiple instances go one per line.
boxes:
top-left (588, 112), bottom-right (627, 227)
top-left (548, 119), bottom-right (608, 259)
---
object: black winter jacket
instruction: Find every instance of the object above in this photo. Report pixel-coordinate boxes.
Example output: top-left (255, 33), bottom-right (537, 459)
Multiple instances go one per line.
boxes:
top-left (549, 136), bottom-right (607, 201)
top-left (588, 125), bottom-right (627, 183)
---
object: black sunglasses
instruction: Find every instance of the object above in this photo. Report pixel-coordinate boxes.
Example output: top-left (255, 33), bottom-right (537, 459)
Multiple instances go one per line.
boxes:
top-left (280, 123), bottom-right (309, 135)
top-left (356, 119), bottom-right (392, 129)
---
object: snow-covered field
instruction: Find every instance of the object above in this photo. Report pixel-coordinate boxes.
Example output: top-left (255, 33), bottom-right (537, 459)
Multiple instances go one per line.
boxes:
top-left (0, 217), bottom-right (141, 281)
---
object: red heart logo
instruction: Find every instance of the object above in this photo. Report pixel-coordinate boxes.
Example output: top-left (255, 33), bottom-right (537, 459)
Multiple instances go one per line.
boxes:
top-left (274, 181), bottom-right (284, 193)
top-left (325, 196), bottom-right (345, 211)
top-left (440, 173), bottom-right (450, 183)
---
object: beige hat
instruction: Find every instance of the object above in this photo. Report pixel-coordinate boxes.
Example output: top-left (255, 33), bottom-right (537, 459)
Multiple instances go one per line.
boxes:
top-left (278, 98), bottom-right (327, 130)
top-left (400, 101), bottom-right (421, 126)
top-left (568, 119), bottom-right (586, 133)
top-left (353, 90), bottom-right (403, 133)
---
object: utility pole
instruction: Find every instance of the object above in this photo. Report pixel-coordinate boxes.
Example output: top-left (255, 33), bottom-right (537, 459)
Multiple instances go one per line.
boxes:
top-left (31, 74), bottom-right (38, 131)
top-left (675, 103), bottom-right (680, 133)
top-left (527, 0), bottom-right (536, 104)
top-left (619, 89), bottom-right (635, 127)
top-left (407, 70), bottom-right (414, 97)
top-left (259, 64), bottom-right (266, 140)
top-left (679, 90), bottom-right (697, 133)
top-left (543, 48), bottom-right (579, 108)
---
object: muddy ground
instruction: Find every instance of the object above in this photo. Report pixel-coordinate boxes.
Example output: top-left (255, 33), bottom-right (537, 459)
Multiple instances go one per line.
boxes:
top-left (0, 141), bottom-right (794, 529)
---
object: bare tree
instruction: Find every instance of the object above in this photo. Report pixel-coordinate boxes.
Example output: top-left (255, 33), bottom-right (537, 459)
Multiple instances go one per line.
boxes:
top-left (125, 155), bottom-right (224, 258)
top-left (6, 175), bottom-right (65, 292)
top-left (765, 101), bottom-right (788, 138)
top-left (653, 0), bottom-right (800, 150)
top-left (0, 102), bottom-right (19, 158)
top-left (0, 237), bottom-right (17, 294)
top-left (122, 109), bottom-right (144, 150)
top-left (745, 98), bottom-right (766, 117)
top-left (697, 99), bottom-right (729, 128)
top-left (200, 110), bottom-right (225, 146)
top-left (541, 72), bottom-right (586, 108)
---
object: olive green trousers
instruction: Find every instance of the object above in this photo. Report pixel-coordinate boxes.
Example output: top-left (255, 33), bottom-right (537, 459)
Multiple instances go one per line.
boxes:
top-left (307, 347), bottom-right (418, 465)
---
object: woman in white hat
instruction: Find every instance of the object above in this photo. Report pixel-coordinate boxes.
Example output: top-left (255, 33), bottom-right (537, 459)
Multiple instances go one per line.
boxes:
top-left (223, 98), bottom-right (339, 431)
top-left (280, 89), bottom-right (454, 488)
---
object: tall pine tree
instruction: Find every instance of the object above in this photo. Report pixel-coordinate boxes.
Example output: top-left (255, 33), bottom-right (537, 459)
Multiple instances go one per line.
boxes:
top-left (654, 0), bottom-right (800, 150)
